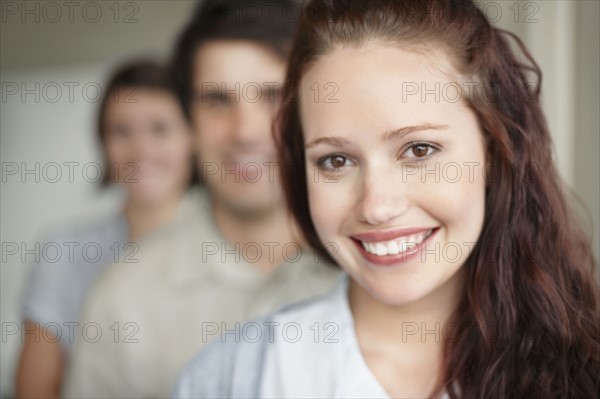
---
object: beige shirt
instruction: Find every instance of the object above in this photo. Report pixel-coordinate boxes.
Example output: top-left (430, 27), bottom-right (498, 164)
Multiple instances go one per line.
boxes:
top-left (63, 187), bottom-right (341, 398)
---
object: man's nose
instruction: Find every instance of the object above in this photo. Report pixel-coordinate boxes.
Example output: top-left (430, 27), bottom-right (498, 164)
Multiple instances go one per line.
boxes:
top-left (230, 100), bottom-right (271, 145)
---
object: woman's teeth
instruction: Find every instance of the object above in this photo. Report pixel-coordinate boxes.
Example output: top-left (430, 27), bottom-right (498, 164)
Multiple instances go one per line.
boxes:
top-left (360, 229), bottom-right (433, 256)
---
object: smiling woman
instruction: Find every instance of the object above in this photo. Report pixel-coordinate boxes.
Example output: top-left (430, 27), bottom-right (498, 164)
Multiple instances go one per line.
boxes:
top-left (276, 1), bottom-right (600, 398)
top-left (174, 1), bottom-right (600, 398)
top-left (300, 42), bottom-right (487, 311)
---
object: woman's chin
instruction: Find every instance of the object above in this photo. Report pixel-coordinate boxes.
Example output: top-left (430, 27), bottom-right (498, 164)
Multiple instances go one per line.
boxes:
top-left (125, 186), bottom-right (174, 206)
top-left (351, 274), bottom-right (428, 307)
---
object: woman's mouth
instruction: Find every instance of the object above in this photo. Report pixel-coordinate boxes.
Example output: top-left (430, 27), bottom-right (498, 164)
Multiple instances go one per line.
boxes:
top-left (351, 227), bottom-right (439, 266)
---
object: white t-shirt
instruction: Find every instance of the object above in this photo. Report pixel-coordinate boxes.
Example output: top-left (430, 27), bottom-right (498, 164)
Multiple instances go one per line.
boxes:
top-left (259, 275), bottom-right (451, 398)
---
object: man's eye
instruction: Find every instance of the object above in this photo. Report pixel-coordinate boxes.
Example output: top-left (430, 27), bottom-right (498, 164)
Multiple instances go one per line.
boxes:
top-left (199, 93), bottom-right (231, 107)
top-left (402, 143), bottom-right (437, 159)
top-left (151, 122), bottom-right (169, 137)
top-left (210, 95), bottom-right (229, 105)
top-left (318, 155), bottom-right (352, 171)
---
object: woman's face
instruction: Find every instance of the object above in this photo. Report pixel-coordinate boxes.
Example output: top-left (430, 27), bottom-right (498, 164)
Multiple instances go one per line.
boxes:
top-left (103, 88), bottom-right (193, 204)
top-left (301, 43), bottom-right (487, 306)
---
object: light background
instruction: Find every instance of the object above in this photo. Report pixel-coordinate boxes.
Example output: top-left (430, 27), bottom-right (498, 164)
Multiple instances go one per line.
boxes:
top-left (1, 1), bottom-right (598, 396)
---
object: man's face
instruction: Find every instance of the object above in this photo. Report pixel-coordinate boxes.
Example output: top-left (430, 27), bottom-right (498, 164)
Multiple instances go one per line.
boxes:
top-left (190, 40), bottom-right (287, 214)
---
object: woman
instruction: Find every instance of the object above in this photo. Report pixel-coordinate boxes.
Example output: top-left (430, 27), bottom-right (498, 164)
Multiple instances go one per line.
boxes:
top-left (16, 61), bottom-right (196, 398)
top-left (175, 1), bottom-right (600, 398)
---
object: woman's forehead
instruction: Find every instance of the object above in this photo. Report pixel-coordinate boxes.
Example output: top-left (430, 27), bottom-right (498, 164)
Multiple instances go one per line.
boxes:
top-left (299, 44), bottom-right (473, 140)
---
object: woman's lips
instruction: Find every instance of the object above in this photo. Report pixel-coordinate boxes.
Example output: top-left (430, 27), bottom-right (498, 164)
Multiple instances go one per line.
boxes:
top-left (351, 227), bottom-right (439, 266)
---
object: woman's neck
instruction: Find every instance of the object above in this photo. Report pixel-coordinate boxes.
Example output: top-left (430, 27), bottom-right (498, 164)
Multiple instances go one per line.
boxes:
top-left (348, 268), bottom-right (466, 398)
top-left (124, 194), bottom-right (183, 241)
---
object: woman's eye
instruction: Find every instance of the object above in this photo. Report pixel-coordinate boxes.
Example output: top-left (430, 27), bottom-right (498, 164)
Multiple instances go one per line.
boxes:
top-left (109, 125), bottom-right (130, 138)
top-left (318, 155), bottom-right (352, 171)
top-left (402, 143), bottom-right (437, 159)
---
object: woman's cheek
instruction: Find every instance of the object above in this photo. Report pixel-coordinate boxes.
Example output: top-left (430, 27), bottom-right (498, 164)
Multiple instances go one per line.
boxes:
top-left (308, 180), bottom-right (345, 239)
top-left (431, 167), bottom-right (486, 244)
top-left (416, 167), bottom-right (476, 218)
top-left (308, 183), bottom-right (330, 236)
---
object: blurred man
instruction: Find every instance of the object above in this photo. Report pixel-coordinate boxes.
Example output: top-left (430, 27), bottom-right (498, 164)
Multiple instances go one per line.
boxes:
top-left (63, 1), bottom-right (340, 397)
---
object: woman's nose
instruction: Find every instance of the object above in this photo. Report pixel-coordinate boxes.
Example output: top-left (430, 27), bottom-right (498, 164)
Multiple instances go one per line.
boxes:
top-left (354, 164), bottom-right (410, 226)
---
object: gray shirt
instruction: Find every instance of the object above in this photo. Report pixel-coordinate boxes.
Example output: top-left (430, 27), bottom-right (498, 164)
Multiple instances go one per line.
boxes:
top-left (21, 212), bottom-right (128, 355)
top-left (63, 187), bottom-right (341, 398)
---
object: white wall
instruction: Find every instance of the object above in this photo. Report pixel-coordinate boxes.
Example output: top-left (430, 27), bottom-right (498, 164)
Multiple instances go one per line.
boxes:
top-left (1, 64), bottom-right (124, 395)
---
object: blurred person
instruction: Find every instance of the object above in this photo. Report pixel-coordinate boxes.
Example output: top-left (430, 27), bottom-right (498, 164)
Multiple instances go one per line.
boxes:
top-left (15, 60), bottom-right (196, 399)
top-left (63, 1), bottom-right (340, 398)
top-left (175, 0), bottom-right (600, 398)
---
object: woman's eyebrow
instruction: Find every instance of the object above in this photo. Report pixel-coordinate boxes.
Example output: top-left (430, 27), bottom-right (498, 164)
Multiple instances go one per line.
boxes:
top-left (305, 136), bottom-right (351, 149)
top-left (384, 123), bottom-right (448, 141)
top-left (305, 123), bottom-right (448, 149)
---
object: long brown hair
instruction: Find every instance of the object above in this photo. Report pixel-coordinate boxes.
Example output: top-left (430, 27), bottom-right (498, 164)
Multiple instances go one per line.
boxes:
top-left (276, 1), bottom-right (600, 397)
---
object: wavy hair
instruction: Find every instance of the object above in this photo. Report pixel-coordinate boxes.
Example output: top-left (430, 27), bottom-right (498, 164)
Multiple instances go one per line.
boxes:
top-left (276, 0), bottom-right (600, 397)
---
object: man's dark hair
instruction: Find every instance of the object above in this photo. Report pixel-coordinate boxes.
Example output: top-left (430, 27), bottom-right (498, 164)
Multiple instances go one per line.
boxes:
top-left (171, 0), bottom-right (300, 120)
